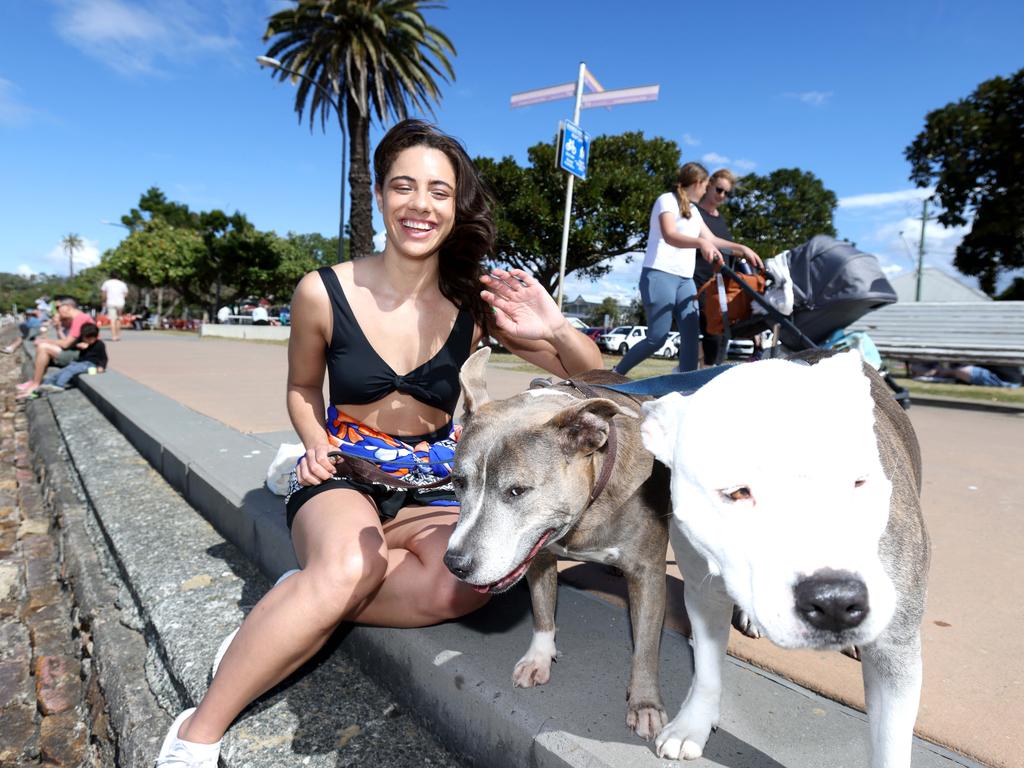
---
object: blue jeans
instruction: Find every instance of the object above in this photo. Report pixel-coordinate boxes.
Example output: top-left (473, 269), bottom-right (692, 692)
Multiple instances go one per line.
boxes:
top-left (43, 360), bottom-right (92, 389)
top-left (615, 268), bottom-right (699, 374)
top-left (966, 366), bottom-right (1021, 388)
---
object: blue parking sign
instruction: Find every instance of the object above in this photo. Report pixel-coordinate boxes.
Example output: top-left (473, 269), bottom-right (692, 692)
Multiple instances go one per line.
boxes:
top-left (557, 119), bottom-right (590, 180)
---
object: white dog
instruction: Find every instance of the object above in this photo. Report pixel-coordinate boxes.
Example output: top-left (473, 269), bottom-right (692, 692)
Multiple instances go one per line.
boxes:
top-left (640, 352), bottom-right (930, 768)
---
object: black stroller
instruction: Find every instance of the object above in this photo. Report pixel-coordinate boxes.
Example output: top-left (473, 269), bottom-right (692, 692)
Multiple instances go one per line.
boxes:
top-left (714, 235), bottom-right (910, 407)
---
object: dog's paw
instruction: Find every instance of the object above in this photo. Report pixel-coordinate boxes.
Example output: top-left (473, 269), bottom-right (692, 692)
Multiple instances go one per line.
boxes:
top-left (731, 605), bottom-right (762, 639)
top-left (626, 701), bottom-right (667, 741)
top-left (654, 708), bottom-right (717, 761)
top-left (512, 657), bottom-right (552, 687)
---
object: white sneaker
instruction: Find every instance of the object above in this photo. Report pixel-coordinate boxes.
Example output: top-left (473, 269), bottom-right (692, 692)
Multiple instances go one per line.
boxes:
top-left (210, 568), bottom-right (301, 678)
top-left (156, 708), bottom-right (221, 767)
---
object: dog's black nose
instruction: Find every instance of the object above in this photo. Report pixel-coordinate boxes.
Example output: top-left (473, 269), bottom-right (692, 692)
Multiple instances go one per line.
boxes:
top-left (443, 549), bottom-right (474, 579)
top-left (794, 570), bottom-right (869, 632)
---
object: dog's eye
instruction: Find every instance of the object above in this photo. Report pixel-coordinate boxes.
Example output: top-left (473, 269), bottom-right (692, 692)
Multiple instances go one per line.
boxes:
top-left (505, 485), bottom-right (530, 500)
top-left (720, 486), bottom-right (753, 503)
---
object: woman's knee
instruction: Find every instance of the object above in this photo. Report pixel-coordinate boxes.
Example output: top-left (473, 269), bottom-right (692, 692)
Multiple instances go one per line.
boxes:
top-left (304, 544), bottom-right (389, 618)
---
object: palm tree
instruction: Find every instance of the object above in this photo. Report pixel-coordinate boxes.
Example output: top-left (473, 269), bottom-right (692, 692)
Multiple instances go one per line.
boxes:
top-left (263, 0), bottom-right (455, 259)
top-left (61, 233), bottom-right (83, 278)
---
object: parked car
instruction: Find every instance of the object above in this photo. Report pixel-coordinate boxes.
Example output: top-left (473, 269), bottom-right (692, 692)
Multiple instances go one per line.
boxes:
top-left (584, 326), bottom-right (609, 341)
top-left (654, 331), bottom-right (680, 358)
top-left (597, 325), bottom-right (647, 354)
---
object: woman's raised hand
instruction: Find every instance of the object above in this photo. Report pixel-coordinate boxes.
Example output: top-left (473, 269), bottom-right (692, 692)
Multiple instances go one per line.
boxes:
top-left (480, 268), bottom-right (564, 341)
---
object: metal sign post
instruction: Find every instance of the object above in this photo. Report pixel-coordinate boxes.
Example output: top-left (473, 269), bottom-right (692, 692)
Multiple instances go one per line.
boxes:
top-left (510, 65), bottom-right (659, 309)
top-left (555, 63), bottom-right (587, 310)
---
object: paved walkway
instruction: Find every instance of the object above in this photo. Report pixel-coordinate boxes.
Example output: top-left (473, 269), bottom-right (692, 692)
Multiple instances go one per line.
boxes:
top-left (104, 331), bottom-right (1022, 766)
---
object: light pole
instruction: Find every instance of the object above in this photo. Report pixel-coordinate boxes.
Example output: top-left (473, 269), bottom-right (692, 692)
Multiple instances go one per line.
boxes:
top-left (257, 55), bottom-right (347, 263)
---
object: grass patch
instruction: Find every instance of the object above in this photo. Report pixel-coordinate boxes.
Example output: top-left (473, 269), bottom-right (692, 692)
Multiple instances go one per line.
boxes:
top-left (891, 376), bottom-right (1024, 406)
top-left (488, 351), bottom-right (678, 379)
top-left (490, 351), bottom-right (1024, 406)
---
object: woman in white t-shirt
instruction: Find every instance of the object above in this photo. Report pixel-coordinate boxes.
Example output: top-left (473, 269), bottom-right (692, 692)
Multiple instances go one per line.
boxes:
top-left (613, 162), bottom-right (763, 374)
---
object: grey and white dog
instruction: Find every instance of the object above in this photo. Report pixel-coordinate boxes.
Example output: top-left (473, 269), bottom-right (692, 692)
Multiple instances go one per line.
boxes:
top-left (443, 347), bottom-right (671, 739)
top-left (640, 351), bottom-right (930, 767)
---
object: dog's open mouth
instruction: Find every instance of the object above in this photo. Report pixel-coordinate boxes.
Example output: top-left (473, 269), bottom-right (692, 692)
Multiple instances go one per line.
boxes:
top-left (471, 529), bottom-right (556, 594)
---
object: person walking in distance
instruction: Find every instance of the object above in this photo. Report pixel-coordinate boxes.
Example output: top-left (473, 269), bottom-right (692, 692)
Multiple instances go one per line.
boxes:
top-left (155, 119), bottom-right (602, 767)
top-left (614, 163), bottom-right (762, 375)
top-left (100, 271), bottom-right (129, 341)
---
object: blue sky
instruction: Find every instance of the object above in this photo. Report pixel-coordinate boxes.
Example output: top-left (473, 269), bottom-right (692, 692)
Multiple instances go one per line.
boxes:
top-left (2, 0), bottom-right (1021, 301)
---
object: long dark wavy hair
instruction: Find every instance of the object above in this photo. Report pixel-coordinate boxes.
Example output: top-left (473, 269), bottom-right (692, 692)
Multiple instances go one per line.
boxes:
top-left (373, 119), bottom-right (495, 333)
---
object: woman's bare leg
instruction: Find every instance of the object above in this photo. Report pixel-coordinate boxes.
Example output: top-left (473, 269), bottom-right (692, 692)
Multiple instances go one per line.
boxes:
top-left (178, 489), bottom-right (387, 744)
top-left (176, 502), bottom-right (487, 744)
top-left (351, 506), bottom-right (490, 627)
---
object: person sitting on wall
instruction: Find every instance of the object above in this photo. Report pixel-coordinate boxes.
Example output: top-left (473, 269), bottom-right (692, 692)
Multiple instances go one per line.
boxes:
top-left (16, 298), bottom-right (92, 398)
top-left (911, 361), bottom-right (1022, 388)
top-left (34, 323), bottom-right (108, 394)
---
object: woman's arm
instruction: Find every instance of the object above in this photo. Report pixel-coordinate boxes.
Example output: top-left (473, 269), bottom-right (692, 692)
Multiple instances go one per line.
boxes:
top-left (286, 272), bottom-right (337, 486)
top-left (698, 221), bottom-right (764, 269)
top-left (657, 211), bottom-right (724, 264)
top-left (481, 268), bottom-right (603, 378)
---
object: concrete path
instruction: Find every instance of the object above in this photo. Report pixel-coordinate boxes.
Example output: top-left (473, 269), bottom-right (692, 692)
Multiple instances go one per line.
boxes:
top-left (99, 331), bottom-right (1023, 765)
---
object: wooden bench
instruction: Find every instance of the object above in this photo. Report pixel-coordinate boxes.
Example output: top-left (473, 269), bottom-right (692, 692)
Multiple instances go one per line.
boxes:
top-left (847, 301), bottom-right (1024, 368)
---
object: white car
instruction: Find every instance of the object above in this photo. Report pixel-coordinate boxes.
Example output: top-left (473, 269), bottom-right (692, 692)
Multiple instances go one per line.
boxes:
top-left (598, 325), bottom-right (647, 355)
top-left (654, 331), bottom-right (680, 358)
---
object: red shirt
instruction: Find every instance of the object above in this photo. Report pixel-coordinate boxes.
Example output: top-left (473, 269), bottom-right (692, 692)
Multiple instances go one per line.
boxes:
top-left (66, 312), bottom-right (91, 341)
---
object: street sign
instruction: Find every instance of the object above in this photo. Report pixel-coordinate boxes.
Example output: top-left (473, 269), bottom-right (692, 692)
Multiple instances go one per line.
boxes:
top-left (557, 119), bottom-right (590, 180)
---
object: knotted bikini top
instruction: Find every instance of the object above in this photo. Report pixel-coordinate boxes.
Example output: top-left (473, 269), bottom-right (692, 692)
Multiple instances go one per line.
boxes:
top-left (318, 266), bottom-right (475, 415)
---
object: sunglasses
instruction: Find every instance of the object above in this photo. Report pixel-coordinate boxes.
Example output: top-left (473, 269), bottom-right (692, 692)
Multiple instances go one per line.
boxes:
top-left (715, 187), bottom-right (731, 198)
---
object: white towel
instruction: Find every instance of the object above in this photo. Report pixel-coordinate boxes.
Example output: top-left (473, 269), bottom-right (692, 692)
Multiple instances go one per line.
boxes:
top-left (754, 250), bottom-right (795, 317)
top-left (266, 442), bottom-right (305, 496)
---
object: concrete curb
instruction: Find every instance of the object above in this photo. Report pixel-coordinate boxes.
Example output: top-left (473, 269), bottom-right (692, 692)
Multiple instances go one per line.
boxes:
top-left (45, 370), bottom-right (977, 768)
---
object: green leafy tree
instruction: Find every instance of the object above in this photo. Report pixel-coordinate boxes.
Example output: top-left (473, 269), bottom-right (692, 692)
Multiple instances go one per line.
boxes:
top-left (725, 169), bottom-right (837, 259)
top-left (104, 220), bottom-right (206, 315)
top-left (589, 297), bottom-right (621, 327)
top-left (905, 68), bottom-right (1024, 295)
top-left (476, 131), bottom-right (680, 295)
top-left (121, 187), bottom-right (200, 231)
top-left (61, 233), bottom-right (83, 278)
top-left (263, 0), bottom-right (456, 258)
top-left (269, 232), bottom-right (341, 298)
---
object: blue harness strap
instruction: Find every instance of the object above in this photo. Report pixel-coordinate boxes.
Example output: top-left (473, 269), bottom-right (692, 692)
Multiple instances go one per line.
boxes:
top-left (599, 364), bottom-right (736, 398)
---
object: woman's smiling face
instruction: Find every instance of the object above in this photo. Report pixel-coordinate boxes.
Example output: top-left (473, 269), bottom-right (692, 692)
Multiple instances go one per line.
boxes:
top-left (376, 145), bottom-right (456, 259)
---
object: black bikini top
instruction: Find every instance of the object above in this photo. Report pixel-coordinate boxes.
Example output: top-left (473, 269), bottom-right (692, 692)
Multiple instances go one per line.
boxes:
top-left (318, 266), bottom-right (475, 415)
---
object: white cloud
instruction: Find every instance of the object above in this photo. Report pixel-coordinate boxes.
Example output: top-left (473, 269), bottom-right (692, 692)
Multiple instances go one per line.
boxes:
top-left (733, 158), bottom-right (757, 172)
top-left (43, 237), bottom-right (102, 274)
top-left (561, 252), bottom-right (643, 305)
top-left (839, 188), bottom-right (934, 209)
top-left (681, 133), bottom-right (700, 146)
top-left (16, 265), bottom-right (36, 277)
top-left (373, 228), bottom-right (387, 252)
top-left (701, 152), bottom-right (730, 165)
top-left (785, 90), bottom-right (833, 106)
top-left (52, 0), bottom-right (240, 76)
top-left (0, 78), bottom-right (36, 125)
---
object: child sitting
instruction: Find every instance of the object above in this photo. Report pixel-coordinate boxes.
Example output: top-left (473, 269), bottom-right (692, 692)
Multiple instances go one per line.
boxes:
top-left (37, 323), bottom-right (108, 393)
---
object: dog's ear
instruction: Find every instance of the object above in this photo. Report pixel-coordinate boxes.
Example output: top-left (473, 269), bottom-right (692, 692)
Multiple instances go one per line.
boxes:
top-left (550, 398), bottom-right (625, 455)
top-left (640, 392), bottom-right (686, 466)
top-left (460, 346), bottom-right (491, 416)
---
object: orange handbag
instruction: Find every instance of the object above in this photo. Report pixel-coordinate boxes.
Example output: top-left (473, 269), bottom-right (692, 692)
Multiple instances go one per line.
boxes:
top-left (697, 270), bottom-right (766, 336)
